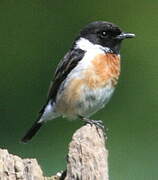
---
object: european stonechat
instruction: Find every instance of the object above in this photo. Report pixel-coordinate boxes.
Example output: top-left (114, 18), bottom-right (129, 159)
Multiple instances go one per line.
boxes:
top-left (21, 21), bottom-right (135, 143)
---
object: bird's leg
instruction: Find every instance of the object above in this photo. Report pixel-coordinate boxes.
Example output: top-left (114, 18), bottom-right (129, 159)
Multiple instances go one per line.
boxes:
top-left (79, 116), bottom-right (105, 132)
top-left (80, 116), bottom-right (106, 138)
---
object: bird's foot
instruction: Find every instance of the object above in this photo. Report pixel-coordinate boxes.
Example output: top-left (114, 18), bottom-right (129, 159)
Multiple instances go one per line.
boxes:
top-left (83, 118), bottom-right (105, 131)
top-left (79, 116), bottom-right (106, 138)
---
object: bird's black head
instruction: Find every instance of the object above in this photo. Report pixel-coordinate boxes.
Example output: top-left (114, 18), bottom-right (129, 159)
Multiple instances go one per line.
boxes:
top-left (79, 21), bottom-right (135, 54)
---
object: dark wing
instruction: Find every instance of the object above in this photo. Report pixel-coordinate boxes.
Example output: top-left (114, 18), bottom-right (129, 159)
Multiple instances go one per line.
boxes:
top-left (47, 48), bottom-right (85, 102)
top-left (21, 49), bottom-right (85, 142)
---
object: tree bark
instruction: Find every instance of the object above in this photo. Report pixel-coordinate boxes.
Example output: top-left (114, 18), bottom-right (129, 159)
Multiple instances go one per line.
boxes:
top-left (0, 124), bottom-right (109, 180)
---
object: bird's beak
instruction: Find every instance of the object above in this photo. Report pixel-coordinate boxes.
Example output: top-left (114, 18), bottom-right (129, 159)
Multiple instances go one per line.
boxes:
top-left (116, 32), bottom-right (135, 40)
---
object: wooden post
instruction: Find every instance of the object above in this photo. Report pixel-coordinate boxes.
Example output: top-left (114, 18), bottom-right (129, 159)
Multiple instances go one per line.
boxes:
top-left (0, 124), bottom-right (109, 180)
top-left (65, 124), bottom-right (108, 180)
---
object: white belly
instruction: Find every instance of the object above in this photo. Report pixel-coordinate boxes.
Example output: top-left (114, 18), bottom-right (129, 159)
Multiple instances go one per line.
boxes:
top-left (55, 79), bottom-right (115, 119)
top-left (77, 82), bottom-right (115, 117)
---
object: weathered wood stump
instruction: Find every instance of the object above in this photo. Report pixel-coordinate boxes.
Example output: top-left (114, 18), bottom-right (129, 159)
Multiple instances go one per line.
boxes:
top-left (0, 124), bottom-right (109, 180)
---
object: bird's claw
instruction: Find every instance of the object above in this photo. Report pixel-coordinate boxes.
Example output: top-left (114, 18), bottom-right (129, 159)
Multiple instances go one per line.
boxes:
top-left (82, 117), bottom-right (105, 131)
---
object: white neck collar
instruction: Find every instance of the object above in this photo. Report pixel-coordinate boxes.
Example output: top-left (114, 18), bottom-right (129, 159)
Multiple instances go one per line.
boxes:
top-left (75, 37), bottom-right (112, 53)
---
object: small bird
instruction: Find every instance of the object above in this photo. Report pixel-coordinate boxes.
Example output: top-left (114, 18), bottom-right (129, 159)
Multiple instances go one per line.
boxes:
top-left (21, 21), bottom-right (135, 143)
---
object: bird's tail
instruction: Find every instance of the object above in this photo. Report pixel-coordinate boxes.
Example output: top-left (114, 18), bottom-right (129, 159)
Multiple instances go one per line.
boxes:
top-left (21, 120), bottom-right (44, 143)
top-left (21, 101), bottom-right (59, 143)
top-left (21, 104), bottom-right (46, 143)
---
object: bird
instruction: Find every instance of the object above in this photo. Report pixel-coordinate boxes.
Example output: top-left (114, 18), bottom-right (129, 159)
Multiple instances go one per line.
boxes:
top-left (21, 21), bottom-right (135, 143)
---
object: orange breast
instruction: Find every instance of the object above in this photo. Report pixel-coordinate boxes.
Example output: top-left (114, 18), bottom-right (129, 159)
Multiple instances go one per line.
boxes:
top-left (56, 53), bottom-right (120, 117)
top-left (85, 53), bottom-right (120, 88)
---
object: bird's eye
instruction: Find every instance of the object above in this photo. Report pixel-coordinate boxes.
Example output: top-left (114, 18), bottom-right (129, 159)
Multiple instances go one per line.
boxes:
top-left (102, 31), bottom-right (107, 36)
top-left (99, 31), bottom-right (107, 38)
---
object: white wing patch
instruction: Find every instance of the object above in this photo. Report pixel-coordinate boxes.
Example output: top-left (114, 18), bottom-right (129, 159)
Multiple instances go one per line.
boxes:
top-left (39, 101), bottom-right (59, 122)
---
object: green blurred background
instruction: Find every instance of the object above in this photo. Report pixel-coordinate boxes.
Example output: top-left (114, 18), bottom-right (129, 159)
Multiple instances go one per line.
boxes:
top-left (0, 0), bottom-right (157, 179)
